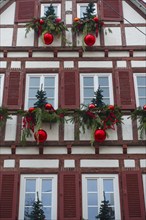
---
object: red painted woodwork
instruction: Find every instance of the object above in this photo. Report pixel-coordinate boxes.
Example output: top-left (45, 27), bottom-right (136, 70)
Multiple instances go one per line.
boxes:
top-left (101, 0), bottom-right (123, 21)
top-left (3, 72), bottom-right (24, 109)
top-left (59, 172), bottom-right (80, 220)
top-left (15, 0), bottom-right (37, 23)
top-left (122, 171), bottom-right (145, 220)
top-left (0, 172), bottom-right (18, 220)
top-left (115, 70), bottom-right (136, 109)
top-left (60, 71), bottom-right (80, 109)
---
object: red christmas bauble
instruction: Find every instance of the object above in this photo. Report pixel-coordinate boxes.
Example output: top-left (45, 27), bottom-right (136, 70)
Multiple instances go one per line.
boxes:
top-left (93, 17), bottom-right (99, 22)
top-left (29, 107), bottom-right (35, 113)
top-left (34, 129), bottom-right (47, 143)
top-left (39, 19), bottom-right (44, 25)
top-left (43, 33), bottom-right (54, 45)
top-left (94, 129), bottom-right (106, 143)
top-left (45, 103), bottom-right (53, 110)
top-left (143, 105), bottom-right (146, 110)
top-left (88, 104), bottom-right (96, 109)
top-left (108, 105), bottom-right (114, 111)
top-left (84, 34), bottom-right (96, 46)
top-left (55, 18), bottom-right (61, 23)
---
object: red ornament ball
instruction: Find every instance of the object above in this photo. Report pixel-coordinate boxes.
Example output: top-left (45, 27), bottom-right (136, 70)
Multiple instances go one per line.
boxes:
top-left (28, 107), bottom-right (35, 113)
top-left (45, 103), bottom-right (53, 110)
top-left (34, 129), bottom-right (47, 143)
top-left (108, 105), bottom-right (114, 111)
top-left (55, 18), bottom-right (62, 23)
top-left (93, 17), bottom-right (99, 22)
top-left (43, 32), bottom-right (54, 45)
top-left (88, 104), bottom-right (96, 109)
top-left (39, 19), bottom-right (44, 25)
top-left (143, 105), bottom-right (146, 110)
top-left (84, 34), bottom-right (96, 46)
top-left (94, 129), bottom-right (106, 143)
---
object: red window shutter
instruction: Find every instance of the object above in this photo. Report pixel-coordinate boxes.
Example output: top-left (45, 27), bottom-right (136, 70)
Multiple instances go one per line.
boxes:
top-left (101, 0), bottom-right (123, 21)
top-left (4, 71), bottom-right (24, 110)
top-left (59, 172), bottom-right (80, 220)
top-left (60, 71), bottom-right (79, 109)
top-left (15, 0), bottom-right (37, 23)
top-left (115, 70), bottom-right (136, 109)
top-left (0, 172), bottom-right (18, 220)
top-left (122, 172), bottom-right (145, 220)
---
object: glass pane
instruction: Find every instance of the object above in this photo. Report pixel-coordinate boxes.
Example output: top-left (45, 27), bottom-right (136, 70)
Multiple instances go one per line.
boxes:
top-left (84, 88), bottom-right (94, 97)
top-left (88, 207), bottom-right (98, 220)
top-left (84, 98), bottom-right (93, 105)
top-left (105, 193), bottom-right (114, 206)
top-left (103, 98), bottom-right (110, 105)
top-left (88, 193), bottom-right (98, 205)
top-left (44, 6), bottom-right (57, 15)
top-left (42, 194), bottom-right (52, 206)
top-left (101, 88), bottom-right (109, 97)
top-left (99, 77), bottom-right (109, 86)
top-left (139, 98), bottom-right (146, 106)
top-left (42, 179), bottom-right (52, 192)
top-left (24, 207), bottom-right (33, 220)
top-left (137, 76), bottom-right (146, 86)
top-left (29, 77), bottom-right (40, 86)
top-left (25, 193), bottom-right (35, 206)
top-left (87, 179), bottom-right (97, 191)
top-left (138, 87), bottom-right (146, 97)
top-left (28, 99), bottom-right (37, 108)
top-left (45, 88), bottom-right (54, 97)
top-left (26, 179), bottom-right (36, 192)
top-left (44, 77), bottom-right (55, 87)
top-left (47, 99), bottom-right (54, 106)
top-left (29, 88), bottom-right (39, 97)
top-left (80, 6), bottom-right (87, 18)
top-left (103, 179), bottom-right (113, 192)
top-left (83, 77), bottom-right (94, 86)
top-left (43, 207), bottom-right (51, 220)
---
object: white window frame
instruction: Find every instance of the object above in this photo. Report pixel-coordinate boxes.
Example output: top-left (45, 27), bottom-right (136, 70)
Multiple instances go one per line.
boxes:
top-left (80, 73), bottom-right (114, 105)
top-left (41, 3), bottom-right (61, 17)
top-left (82, 174), bottom-right (121, 220)
top-left (24, 74), bottom-right (58, 110)
top-left (77, 3), bottom-right (97, 18)
top-left (133, 73), bottom-right (146, 107)
top-left (142, 174), bottom-right (146, 210)
top-left (19, 174), bottom-right (57, 220)
top-left (0, 74), bottom-right (4, 106)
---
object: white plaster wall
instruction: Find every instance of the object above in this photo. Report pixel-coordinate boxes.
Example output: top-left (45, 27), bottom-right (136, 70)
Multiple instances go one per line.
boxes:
top-left (78, 61), bottom-right (112, 68)
top-left (123, 1), bottom-right (146, 24)
top-left (108, 51), bottom-right (129, 57)
top-left (106, 127), bottom-right (118, 140)
top-left (4, 160), bottom-right (15, 168)
top-left (65, 1), bottom-right (72, 11)
top-left (104, 28), bottom-right (122, 46)
top-left (0, 148), bottom-right (11, 154)
top-left (64, 61), bottom-right (74, 68)
top-left (44, 147), bottom-right (67, 154)
top-left (7, 52), bottom-right (28, 57)
top-left (64, 160), bottom-right (75, 168)
top-left (72, 146), bottom-right (95, 154)
top-left (25, 61), bottom-right (59, 68)
top-left (0, 28), bottom-right (13, 46)
top-left (83, 51), bottom-right (105, 57)
top-left (125, 27), bottom-right (146, 45)
top-left (20, 159), bottom-right (59, 168)
top-left (0, 52), bottom-right (3, 58)
top-left (133, 51), bottom-right (146, 57)
top-left (65, 28), bottom-right (73, 45)
top-left (64, 116), bottom-right (74, 140)
top-left (127, 146), bottom-right (146, 154)
top-left (58, 51), bottom-right (78, 57)
top-left (0, 3), bottom-right (15, 24)
top-left (99, 146), bottom-right (122, 154)
top-left (5, 115), bottom-right (17, 141)
top-left (140, 159), bottom-right (146, 168)
top-left (16, 147), bottom-right (39, 155)
top-left (17, 28), bottom-right (34, 46)
top-left (124, 159), bottom-right (135, 167)
top-left (11, 61), bottom-right (21, 68)
top-left (32, 52), bottom-right (54, 57)
top-left (80, 159), bottom-right (119, 167)
top-left (131, 61), bottom-right (146, 67)
top-left (0, 62), bottom-right (7, 68)
top-left (80, 127), bottom-right (91, 141)
top-left (66, 14), bottom-right (72, 25)
top-left (42, 123), bottom-right (59, 141)
top-left (117, 61), bottom-right (127, 67)
top-left (121, 116), bottom-right (133, 140)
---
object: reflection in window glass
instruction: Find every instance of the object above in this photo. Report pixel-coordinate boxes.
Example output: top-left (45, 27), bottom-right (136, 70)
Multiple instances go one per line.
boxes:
top-left (136, 75), bottom-right (146, 106)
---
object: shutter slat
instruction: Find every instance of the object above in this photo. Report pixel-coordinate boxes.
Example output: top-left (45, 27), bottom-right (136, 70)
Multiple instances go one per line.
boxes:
top-left (122, 172), bottom-right (145, 220)
top-left (101, 0), bottom-right (123, 21)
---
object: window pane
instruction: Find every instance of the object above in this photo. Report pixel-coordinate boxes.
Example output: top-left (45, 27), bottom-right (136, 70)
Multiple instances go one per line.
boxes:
top-left (80, 6), bottom-right (87, 18)
top-left (44, 6), bottom-right (57, 15)
top-left (84, 77), bottom-right (94, 86)
top-left (24, 207), bottom-right (33, 220)
top-left (84, 88), bottom-right (94, 97)
top-left (46, 98), bottom-right (54, 106)
top-left (84, 98), bottom-right (93, 105)
top-left (99, 77), bottom-right (109, 86)
top-left (137, 76), bottom-right (146, 86)
top-left (138, 87), bottom-right (146, 97)
top-left (43, 207), bottom-right (51, 220)
top-left (29, 88), bottom-right (39, 97)
top-left (105, 193), bottom-right (114, 206)
top-left (42, 179), bottom-right (52, 192)
top-left (45, 88), bottom-right (54, 97)
top-left (101, 87), bottom-right (109, 97)
top-left (103, 98), bottom-right (110, 105)
top-left (87, 179), bottom-right (97, 191)
top-left (44, 77), bottom-right (55, 87)
top-left (26, 179), bottom-right (36, 192)
top-left (28, 99), bottom-right (37, 108)
top-left (139, 98), bottom-right (146, 106)
top-left (103, 179), bottom-right (113, 192)
top-left (42, 194), bottom-right (52, 206)
top-left (29, 77), bottom-right (40, 86)
top-left (88, 207), bottom-right (98, 220)
top-left (88, 193), bottom-right (98, 205)
top-left (25, 193), bottom-right (35, 206)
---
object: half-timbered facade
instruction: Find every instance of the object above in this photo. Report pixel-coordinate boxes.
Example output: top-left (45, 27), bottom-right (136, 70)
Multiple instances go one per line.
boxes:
top-left (0, 0), bottom-right (146, 219)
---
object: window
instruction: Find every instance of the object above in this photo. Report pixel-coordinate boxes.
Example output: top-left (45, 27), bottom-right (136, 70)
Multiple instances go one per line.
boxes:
top-left (19, 175), bottom-right (57, 220)
top-left (41, 4), bottom-right (61, 17)
top-left (77, 3), bottom-right (97, 18)
top-left (0, 74), bottom-right (4, 106)
top-left (134, 73), bottom-right (146, 107)
top-left (82, 174), bottom-right (121, 220)
top-left (80, 74), bottom-right (113, 105)
top-left (25, 74), bottom-right (58, 109)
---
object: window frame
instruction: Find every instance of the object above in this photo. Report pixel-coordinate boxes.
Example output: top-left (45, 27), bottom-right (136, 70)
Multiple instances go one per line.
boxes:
top-left (133, 73), bottom-right (146, 107)
top-left (41, 3), bottom-right (61, 17)
top-left (77, 3), bottom-right (97, 18)
top-left (18, 174), bottom-right (57, 220)
top-left (142, 174), bottom-right (146, 210)
top-left (0, 74), bottom-right (4, 106)
top-left (82, 174), bottom-right (121, 220)
top-left (24, 74), bottom-right (58, 110)
top-left (80, 73), bottom-right (114, 105)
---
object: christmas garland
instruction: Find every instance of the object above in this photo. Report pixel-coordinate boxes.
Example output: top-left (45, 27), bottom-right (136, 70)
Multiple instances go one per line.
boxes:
top-left (0, 107), bottom-right (11, 128)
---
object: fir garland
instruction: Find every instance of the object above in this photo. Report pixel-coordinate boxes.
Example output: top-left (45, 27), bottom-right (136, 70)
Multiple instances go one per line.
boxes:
top-left (0, 107), bottom-right (11, 128)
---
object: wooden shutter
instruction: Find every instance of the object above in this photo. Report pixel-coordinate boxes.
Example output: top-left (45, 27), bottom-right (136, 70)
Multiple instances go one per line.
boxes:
top-left (60, 71), bottom-right (79, 109)
top-left (115, 70), bottom-right (136, 109)
top-left (3, 71), bottom-right (24, 110)
top-left (59, 172), bottom-right (80, 220)
top-left (0, 172), bottom-right (18, 220)
top-left (15, 0), bottom-right (37, 23)
top-left (101, 0), bottom-right (123, 21)
top-left (122, 172), bottom-right (145, 220)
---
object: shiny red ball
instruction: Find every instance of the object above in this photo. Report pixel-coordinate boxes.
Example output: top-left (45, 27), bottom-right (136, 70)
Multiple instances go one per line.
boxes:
top-left (88, 104), bottom-right (96, 109)
top-left (39, 19), bottom-right (44, 25)
top-left (84, 34), bottom-right (96, 46)
top-left (43, 33), bottom-right (54, 45)
top-left (143, 105), bottom-right (146, 110)
top-left (45, 103), bottom-right (53, 110)
top-left (55, 18), bottom-right (61, 23)
top-left (34, 129), bottom-right (47, 143)
top-left (94, 129), bottom-right (106, 143)
top-left (28, 107), bottom-right (35, 113)
top-left (108, 105), bottom-right (114, 111)
top-left (93, 17), bottom-right (99, 22)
